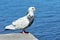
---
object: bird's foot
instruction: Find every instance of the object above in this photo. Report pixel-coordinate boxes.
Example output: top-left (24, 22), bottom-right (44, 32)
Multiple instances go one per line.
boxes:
top-left (20, 31), bottom-right (29, 34)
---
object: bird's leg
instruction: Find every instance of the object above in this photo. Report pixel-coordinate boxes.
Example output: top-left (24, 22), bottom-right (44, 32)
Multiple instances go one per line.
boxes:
top-left (21, 29), bottom-right (29, 34)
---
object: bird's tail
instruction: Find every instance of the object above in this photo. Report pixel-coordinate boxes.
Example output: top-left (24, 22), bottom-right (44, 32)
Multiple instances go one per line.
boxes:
top-left (5, 24), bottom-right (16, 30)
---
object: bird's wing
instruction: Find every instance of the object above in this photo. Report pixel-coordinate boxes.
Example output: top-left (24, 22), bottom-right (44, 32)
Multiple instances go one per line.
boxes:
top-left (12, 16), bottom-right (29, 29)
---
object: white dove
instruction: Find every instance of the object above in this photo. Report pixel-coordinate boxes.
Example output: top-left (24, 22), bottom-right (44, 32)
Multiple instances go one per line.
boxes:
top-left (5, 7), bottom-right (35, 34)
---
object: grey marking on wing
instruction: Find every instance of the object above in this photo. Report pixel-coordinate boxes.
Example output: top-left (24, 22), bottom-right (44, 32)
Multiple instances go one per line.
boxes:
top-left (27, 15), bottom-right (34, 22)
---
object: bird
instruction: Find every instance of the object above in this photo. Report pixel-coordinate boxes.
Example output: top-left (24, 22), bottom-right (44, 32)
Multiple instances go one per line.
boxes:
top-left (5, 7), bottom-right (35, 34)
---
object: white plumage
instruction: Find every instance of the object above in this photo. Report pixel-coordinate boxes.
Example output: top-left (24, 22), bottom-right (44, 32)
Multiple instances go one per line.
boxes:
top-left (5, 16), bottom-right (29, 30)
top-left (5, 7), bottom-right (35, 33)
top-left (12, 16), bottom-right (29, 29)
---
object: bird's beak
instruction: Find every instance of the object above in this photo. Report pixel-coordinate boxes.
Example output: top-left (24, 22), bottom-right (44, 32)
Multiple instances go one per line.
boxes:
top-left (34, 8), bottom-right (35, 11)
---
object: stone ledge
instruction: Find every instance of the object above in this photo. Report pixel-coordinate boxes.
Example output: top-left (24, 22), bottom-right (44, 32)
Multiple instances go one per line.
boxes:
top-left (0, 33), bottom-right (38, 40)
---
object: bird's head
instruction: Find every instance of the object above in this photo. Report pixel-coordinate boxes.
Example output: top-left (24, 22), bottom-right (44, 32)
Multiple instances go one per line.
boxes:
top-left (28, 7), bottom-right (35, 12)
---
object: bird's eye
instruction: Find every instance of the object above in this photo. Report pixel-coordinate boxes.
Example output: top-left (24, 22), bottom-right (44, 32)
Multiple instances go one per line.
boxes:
top-left (32, 8), bottom-right (34, 9)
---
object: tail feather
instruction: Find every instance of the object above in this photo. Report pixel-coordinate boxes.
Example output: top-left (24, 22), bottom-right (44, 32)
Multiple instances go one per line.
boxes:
top-left (5, 24), bottom-right (16, 30)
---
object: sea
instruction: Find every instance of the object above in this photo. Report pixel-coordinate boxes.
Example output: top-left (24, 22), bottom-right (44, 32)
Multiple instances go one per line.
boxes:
top-left (0, 0), bottom-right (60, 40)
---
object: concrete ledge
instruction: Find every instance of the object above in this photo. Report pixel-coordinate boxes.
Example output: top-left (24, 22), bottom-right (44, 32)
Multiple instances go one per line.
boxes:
top-left (0, 33), bottom-right (38, 40)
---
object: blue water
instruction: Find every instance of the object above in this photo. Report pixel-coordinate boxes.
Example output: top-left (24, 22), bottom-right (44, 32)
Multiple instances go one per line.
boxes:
top-left (0, 0), bottom-right (60, 40)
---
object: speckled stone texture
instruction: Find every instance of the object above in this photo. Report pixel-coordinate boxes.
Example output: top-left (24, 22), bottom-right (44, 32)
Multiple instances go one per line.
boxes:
top-left (0, 33), bottom-right (38, 40)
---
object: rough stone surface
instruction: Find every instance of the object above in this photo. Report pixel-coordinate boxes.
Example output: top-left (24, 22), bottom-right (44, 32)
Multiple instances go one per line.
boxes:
top-left (0, 33), bottom-right (38, 40)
